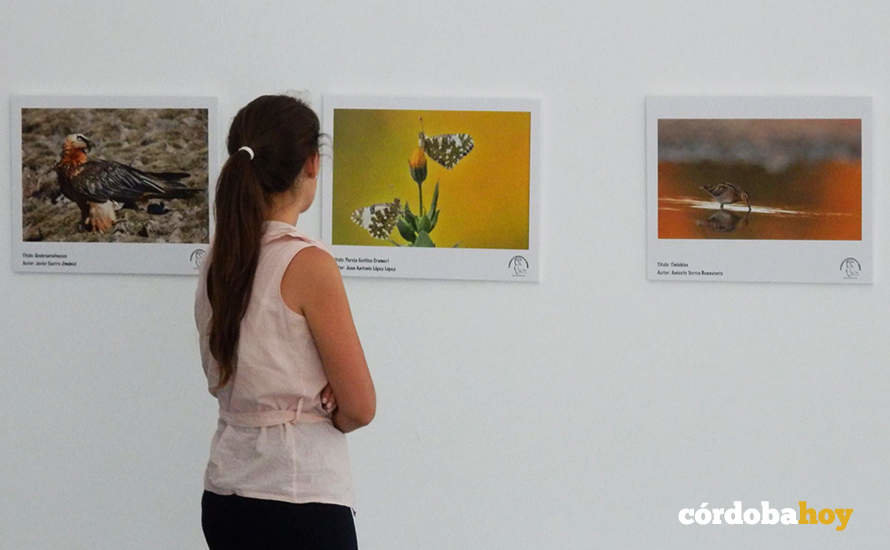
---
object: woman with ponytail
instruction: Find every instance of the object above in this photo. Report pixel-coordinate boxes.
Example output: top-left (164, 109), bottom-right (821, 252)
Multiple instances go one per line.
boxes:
top-left (195, 95), bottom-right (375, 549)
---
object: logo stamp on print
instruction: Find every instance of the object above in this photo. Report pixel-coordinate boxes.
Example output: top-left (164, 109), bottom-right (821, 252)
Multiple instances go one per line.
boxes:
top-left (840, 257), bottom-right (861, 280)
top-left (508, 255), bottom-right (529, 277)
top-left (190, 248), bottom-right (207, 270)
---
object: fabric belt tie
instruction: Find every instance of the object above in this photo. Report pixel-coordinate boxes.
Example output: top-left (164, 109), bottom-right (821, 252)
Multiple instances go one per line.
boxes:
top-left (219, 398), bottom-right (329, 427)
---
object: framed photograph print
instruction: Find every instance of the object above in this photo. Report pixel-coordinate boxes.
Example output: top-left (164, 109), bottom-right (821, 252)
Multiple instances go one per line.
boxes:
top-left (322, 95), bottom-right (541, 282)
top-left (11, 95), bottom-right (218, 275)
top-left (646, 96), bottom-right (872, 283)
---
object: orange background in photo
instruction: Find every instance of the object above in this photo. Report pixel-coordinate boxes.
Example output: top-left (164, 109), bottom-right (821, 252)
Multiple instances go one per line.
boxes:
top-left (657, 161), bottom-right (861, 240)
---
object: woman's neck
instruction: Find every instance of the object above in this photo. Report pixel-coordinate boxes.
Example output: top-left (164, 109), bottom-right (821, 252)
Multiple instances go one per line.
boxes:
top-left (265, 209), bottom-right (299, 226)
top-left (265, 197), bottom-right (302, 226)
top-left (265, 175), bottom-right (312, 226)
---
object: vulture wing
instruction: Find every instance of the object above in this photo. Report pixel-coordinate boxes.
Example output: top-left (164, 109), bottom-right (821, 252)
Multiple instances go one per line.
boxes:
top-left (72, 160), bottom-right (199, 202)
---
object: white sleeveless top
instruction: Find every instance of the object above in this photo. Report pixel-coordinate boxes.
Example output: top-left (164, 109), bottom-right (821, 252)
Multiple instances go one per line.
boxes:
top-left (194, 220), bottom-right (354, 509)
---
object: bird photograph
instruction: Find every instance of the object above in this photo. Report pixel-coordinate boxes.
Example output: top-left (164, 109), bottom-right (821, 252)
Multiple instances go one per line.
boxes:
top-left (657, 118), bottom-right (862, 240)
top-left (20, 107), bottom-right (209, 243)
top-left (699, 182), bottom-right (751, 212)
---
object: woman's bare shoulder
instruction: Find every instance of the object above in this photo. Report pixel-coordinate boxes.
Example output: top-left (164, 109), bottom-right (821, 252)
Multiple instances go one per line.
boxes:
top-left (280, 245), bottom-right (342, 315)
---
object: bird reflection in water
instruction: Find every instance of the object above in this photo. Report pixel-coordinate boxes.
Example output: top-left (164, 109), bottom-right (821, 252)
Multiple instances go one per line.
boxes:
top-left (697, 209), bottom-right (750, 233)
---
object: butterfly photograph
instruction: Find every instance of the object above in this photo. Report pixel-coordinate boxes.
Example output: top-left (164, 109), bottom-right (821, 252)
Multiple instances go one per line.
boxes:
top-left (329, 106), bottom-right (530, 249)
top-left (322, 95), bottom-right (541, 281)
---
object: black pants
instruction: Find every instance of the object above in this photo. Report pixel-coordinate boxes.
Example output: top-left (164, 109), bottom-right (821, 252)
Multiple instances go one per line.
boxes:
top-left (201, 491), bottom-right (358, 550)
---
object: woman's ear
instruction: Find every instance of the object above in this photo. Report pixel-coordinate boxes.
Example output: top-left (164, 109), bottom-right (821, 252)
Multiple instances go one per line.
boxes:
top-left (304, 152), bottom-right (320, 179)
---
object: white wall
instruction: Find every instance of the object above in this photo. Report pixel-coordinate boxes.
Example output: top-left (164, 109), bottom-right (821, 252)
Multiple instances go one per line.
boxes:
top-left (2, 1), bottom-right (888, 548)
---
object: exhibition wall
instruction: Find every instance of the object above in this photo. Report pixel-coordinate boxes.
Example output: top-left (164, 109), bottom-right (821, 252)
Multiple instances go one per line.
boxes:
top-left (2, 1), bottom-right (888, 548)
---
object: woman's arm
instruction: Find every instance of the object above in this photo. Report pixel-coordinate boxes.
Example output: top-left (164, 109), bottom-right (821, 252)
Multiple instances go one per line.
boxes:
top-left (281, 246), bottom-right (375, 433)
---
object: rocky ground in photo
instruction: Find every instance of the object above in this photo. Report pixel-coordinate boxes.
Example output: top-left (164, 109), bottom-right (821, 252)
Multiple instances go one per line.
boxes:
top-left (21, 107), bottom-right (210, 243)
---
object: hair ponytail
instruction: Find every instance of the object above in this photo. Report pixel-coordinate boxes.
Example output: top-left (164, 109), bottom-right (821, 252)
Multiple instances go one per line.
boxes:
top-left (206, 95), bottom-right (320, 390)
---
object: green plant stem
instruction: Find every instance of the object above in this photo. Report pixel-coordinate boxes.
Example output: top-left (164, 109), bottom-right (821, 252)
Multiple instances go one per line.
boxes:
top-left (417, 182), bottom-right (424, 216)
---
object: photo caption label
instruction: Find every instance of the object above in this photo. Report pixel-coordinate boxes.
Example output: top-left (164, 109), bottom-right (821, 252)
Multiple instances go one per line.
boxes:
top-left (335, 256), bottom-right (397, 274)
top-left (21, 252), bottom-right (77, 268)
top-left (655, 260), bottom-right (724, 278)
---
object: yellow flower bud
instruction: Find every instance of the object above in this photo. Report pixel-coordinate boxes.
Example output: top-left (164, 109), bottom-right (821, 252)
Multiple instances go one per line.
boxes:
top-left (409, 145), bottom-right (427, 184)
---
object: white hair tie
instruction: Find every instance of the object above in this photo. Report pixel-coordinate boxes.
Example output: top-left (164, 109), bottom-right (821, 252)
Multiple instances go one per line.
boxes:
top-left (237, 146), bottom-right (255, 160)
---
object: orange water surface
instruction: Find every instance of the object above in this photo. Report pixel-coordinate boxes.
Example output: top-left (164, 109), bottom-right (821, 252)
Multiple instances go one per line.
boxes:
top-left (658, 160), bottom-right (861, 240)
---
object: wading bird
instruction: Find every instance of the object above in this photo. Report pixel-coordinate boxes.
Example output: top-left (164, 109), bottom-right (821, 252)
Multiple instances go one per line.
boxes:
top-left (53, 133), bottom-right (201, 232)
top-left (699, 182), bottom-right (751, 212)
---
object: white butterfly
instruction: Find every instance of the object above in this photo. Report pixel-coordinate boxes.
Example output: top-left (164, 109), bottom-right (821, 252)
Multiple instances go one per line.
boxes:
top-left (419, 117), bottom-right (474, 169)
top-left (350, 198), bottom-right (402, 240)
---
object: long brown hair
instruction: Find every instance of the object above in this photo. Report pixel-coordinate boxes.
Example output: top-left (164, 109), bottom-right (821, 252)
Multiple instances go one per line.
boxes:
top-left (207, 95), bottom-right (320, 389)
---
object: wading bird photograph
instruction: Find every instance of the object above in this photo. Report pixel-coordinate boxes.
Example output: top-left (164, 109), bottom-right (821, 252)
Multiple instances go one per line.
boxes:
top-left (657, 118), bottom-right (862, 240)
top-left (19, 106), bottom-right (210, 243)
